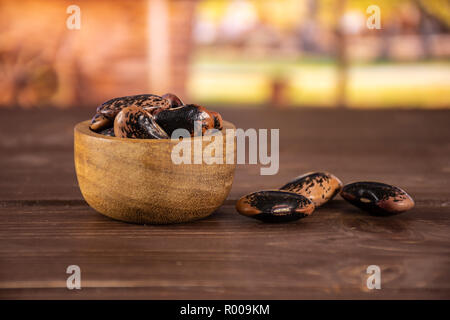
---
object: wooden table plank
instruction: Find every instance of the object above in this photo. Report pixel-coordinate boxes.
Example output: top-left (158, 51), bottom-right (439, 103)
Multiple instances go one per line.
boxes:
top-left (0, 201), bottom-right (448, 299)
top-left (0, 108), bottom-right (449, 299)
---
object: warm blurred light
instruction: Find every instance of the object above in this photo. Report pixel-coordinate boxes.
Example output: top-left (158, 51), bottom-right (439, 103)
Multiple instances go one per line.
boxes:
top-left (340, 10), bottom-right (365, 35)
top-left (148, 0), bottom-right (170, 93)
top-left (220, 0), bottom-right (258, 41)
top-left (0, 0), bottom-right (449, 109)
top-left (190, 0), bottom-right (450, 108)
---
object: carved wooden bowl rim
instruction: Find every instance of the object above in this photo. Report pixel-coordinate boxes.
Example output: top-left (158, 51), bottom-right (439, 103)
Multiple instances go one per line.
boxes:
top-left (75, 120), bottom-right (235, 143)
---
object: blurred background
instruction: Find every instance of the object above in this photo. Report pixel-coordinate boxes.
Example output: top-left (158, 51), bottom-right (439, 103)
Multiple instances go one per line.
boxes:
top-left (0, 0), bottom-right (449, 110)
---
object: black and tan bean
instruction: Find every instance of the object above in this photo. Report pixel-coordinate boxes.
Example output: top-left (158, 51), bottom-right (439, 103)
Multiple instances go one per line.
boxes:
top-left (89, 93), bottom-right (223, 139)
top-left (162, 93), bottom-right (184, 109)
top-left (208, 110), bottom-right (223, 130)
top-left (90, 94), bottom-right (170, 132)
top-left (99, 127), bottom-right (115, 137)
top-left (114, 106), bottom-right (169, 139)
top-left (280, 172), bottom-right (342, 207)
top-left (90, 113), bottom-right (112, 132)
top-left (236, 190), bottom-right (314, 223)
top-left (236, 172), bottom-right (414, 223)
top-left (153, 104), bottom-right (215, 136)
top-left (341, 181), bottom-right (415, 216)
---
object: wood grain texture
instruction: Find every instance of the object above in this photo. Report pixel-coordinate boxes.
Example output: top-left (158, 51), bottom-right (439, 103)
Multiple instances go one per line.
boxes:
top-left (75, 120), bottom-right (236, 224)
top-left (0, 108), bottom-right (449, 299)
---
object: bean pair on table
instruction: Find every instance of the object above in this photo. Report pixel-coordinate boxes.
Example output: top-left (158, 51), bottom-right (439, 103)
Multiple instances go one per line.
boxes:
top-left (89, 93), bottom-right (223, 139)
top-left (236, 172), bottom-right (415, 223)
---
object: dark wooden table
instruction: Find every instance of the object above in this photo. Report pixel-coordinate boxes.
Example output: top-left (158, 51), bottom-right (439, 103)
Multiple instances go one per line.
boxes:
top-left (0, 107), bottom-right (449, 299)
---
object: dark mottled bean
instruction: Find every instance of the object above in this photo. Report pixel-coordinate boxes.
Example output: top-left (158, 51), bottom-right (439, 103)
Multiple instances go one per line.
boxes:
top-left (236, 190), bottom-right (315, 223)
top-left (153, 104), bottom-right (215, 136)
top-left (99, 127), bottom-right (115, 137)
top-left (90, 94), bottom-right (170, 132)
top-left (280, 172), bottom-right (343, 207)
top-left (162, 93), bottom-right (184, 108)
top-left (114, 106), bottom-right (169, 139)
top-left (208, 110), bottom-right (223, 130)
top-left (90, 113), bottom-right (112, 132)
top-left (341, 181), bottom-right (415, 216)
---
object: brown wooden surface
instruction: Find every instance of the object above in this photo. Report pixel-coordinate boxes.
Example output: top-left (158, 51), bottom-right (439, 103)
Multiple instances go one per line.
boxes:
top-left (0, 107), bottom-right (449, 299)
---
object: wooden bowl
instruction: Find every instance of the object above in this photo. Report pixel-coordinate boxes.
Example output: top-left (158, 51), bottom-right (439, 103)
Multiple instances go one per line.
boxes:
top-left (74, 120), bottom-right (236, 224)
